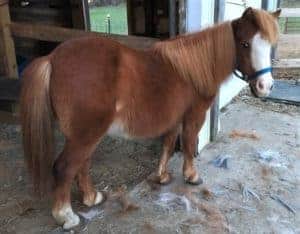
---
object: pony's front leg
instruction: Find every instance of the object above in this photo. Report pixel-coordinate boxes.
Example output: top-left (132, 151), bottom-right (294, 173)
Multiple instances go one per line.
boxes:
top-left (182, 111), bottom-right (206, 185)
top-left (157, 127), bottom-right (180, 184)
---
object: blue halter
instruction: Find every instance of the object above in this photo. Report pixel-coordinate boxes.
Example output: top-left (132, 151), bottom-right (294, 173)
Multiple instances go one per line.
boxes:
top-left (233, 67), bottom-right (272, 82)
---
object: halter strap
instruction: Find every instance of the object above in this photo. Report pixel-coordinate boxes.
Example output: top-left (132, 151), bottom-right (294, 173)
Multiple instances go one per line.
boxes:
top-left (233, 67), bottom-right (272, 82)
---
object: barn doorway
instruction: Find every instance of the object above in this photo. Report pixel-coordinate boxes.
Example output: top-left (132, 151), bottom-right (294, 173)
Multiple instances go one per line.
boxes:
top-left (88, 0), bottom-right (181, 39)
top-left (88, 0), bottom-right (129, 35)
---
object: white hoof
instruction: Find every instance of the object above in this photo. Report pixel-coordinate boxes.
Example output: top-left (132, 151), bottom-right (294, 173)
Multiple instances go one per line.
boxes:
top-left (94, 191), bottom-right (104, 205)
top-left (52, 205), bottom-right (80, 230)
top-left (84, 191), bottom-right (104, 207)
top-left (63, 213), bottom-right (80, 230)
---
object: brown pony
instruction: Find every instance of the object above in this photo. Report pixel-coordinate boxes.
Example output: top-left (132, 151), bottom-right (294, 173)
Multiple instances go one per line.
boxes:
top-left (20, 8), bottom-right (281, 229)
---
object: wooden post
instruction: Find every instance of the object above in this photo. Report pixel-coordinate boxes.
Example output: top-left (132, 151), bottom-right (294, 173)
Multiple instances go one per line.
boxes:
top-left (261, 0), bottom-right (269, 10)
top-left (173, 0), bottom-right (186, 152)
top-left (214, 0), bottom-right (225, 23)
top-left (169, 0), bottom-right (176, 37)
top-left (0, 0), bottom-right (18, 78)
top-left (261, 0), bottom-right (279, 59)
top-left (284, 17), bottom-right (288, 34)
top-left (178, 0), bottom-right (186, 34)
top-left (70, 0), bottom-right (91, 30)
top-left (210, 0), bottom-right (225, 141)
top-left (126, 0), bottom-right (133, 35)
top-left (277, 0), bottom-right (281, 8)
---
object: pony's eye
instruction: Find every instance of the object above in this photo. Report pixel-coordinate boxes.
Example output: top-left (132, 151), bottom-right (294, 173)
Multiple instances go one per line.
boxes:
top-left (241, 41), bottom-right (250, 48)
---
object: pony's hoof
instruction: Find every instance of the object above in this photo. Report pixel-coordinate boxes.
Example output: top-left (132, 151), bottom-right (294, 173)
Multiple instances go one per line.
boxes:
top-left (94, 191), bottom-right (105, 205)
top-left (158, 172), bottom-right (172, 185)
top-left (184, 176), bottom-right (203, 185)
top-left (52, 205), bottom-right (80, 230)
top-left (63, 213), bottom-right (80, 230)
top-left (83, 191), bottom-right (105, 207)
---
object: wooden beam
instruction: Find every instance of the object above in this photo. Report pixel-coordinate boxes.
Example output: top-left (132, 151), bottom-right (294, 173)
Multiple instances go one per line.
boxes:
top-left (0, 0), bottom-right (18, 78)
top-left (0, 0), bottom-right (8, 6)
top-left (10, 22), bottom-right (158, 50)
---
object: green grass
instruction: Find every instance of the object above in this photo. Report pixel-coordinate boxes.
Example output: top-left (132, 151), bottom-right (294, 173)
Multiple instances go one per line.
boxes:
top-left (89, 3), bottom-right (128, 35)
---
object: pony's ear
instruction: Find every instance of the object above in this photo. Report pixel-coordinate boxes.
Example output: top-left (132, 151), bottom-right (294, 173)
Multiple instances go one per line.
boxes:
top-left (271, 9), bottom-right (281, 19)
top-left (242, 7), bottom-right (254, 19)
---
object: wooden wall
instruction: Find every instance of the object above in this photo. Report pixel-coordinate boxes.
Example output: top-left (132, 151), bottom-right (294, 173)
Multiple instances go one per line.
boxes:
top-left (9, 0), bottom-right (87, 59)
top-left (128, 0), bottom-right (174, 39)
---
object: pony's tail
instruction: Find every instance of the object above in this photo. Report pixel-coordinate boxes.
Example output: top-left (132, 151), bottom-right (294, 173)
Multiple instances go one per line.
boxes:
top-left (20, 56), bottom-right (54, 197)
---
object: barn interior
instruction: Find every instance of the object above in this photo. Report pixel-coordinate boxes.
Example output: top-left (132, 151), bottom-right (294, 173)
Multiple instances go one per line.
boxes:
top-left (0, 0), bottom-right (180, 106)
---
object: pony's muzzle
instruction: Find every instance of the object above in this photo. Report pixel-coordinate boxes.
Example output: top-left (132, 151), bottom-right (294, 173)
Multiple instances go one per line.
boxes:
top-left (252, 74), bottom-right (274, 97)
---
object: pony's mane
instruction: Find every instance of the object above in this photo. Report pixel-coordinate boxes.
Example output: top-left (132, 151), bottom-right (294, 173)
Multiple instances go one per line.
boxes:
top-left (253, 9), bottom-right (279, 44)
top-left (153, 22), bottom-right (235, 97)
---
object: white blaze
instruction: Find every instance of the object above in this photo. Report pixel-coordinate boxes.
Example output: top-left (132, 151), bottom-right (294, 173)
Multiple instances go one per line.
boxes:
top-left (251, 33), bottom-right (274, 97)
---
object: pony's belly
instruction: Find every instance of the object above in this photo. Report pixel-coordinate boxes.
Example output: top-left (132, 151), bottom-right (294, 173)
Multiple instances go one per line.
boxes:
top-left (106, 119), bottom-right (168, 139)
top-left (107, 121), bottom-right (131, 139)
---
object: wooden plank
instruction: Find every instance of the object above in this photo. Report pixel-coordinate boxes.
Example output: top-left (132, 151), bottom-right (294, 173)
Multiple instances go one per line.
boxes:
top-left (0, 1), bottom-right (18, 78)
top-left (9, 6), bottom-right (73, 27)
top-left (281, 8), bottom-right (300, 18)
top-left (273, 58), bottom-right (300, 68)
top-left (10, 22), bottom-right (158, 50)
top-left (0, 0), bottom-right (8, 6)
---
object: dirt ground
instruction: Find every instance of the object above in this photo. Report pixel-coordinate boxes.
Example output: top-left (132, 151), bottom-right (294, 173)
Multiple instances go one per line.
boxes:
top-left (0, 116), bottom-right (162, 233)
top-left (0, 86), bottom-right (299, 234)
top-left (77, 88), bottom-right (299, 234)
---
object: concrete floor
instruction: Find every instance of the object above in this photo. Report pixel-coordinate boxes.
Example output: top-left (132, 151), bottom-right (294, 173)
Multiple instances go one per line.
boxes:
top-left (0, 90), bottom-right (299, 234)
top-left (76, 95), bottom-right (300, 234)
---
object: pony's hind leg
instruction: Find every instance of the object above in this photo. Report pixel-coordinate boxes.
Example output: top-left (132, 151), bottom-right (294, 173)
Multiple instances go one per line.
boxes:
top-left (77, 159), bottom-right (104, 207)
top-left (52, 141), bottom-right (81, 229)
top-left (157, 126), bottom-right (180, 184)
top-left (52, 138), bottom-right (102, 229)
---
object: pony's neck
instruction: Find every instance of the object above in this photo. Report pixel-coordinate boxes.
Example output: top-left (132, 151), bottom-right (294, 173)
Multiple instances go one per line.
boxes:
top-left (154, 22), bottom-right (236, 97)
